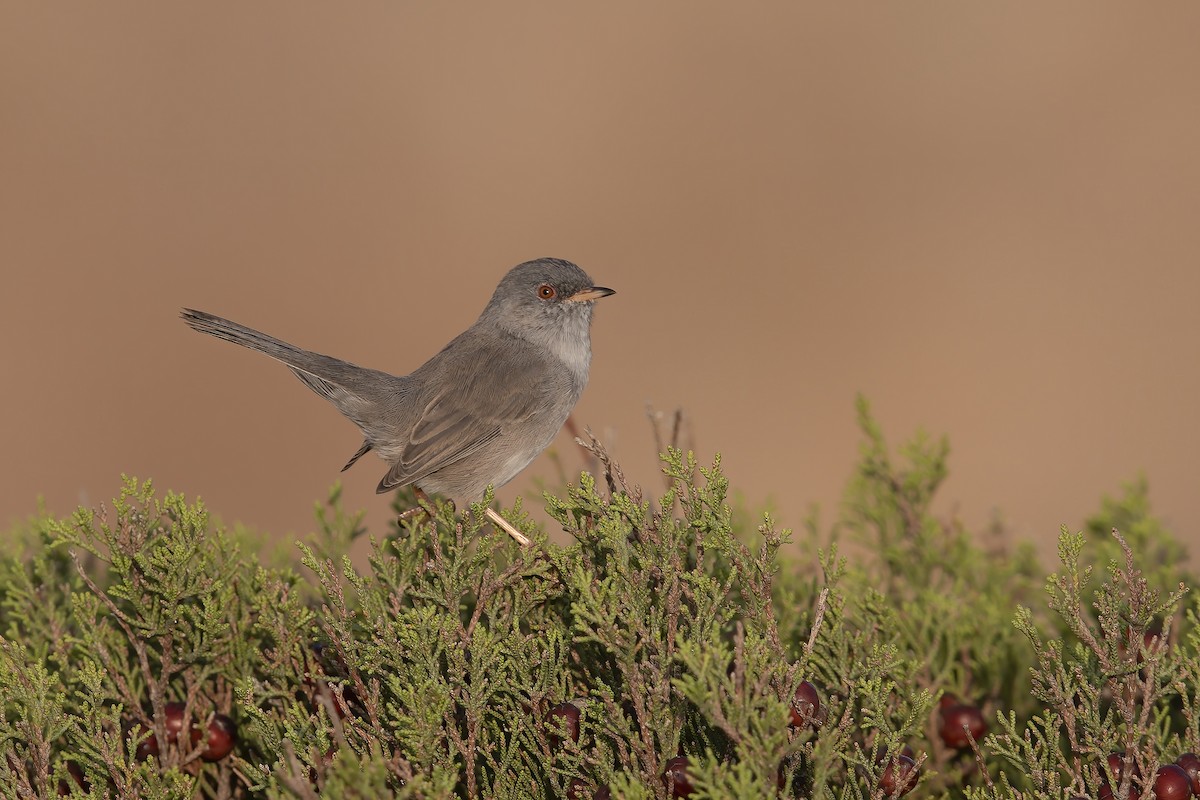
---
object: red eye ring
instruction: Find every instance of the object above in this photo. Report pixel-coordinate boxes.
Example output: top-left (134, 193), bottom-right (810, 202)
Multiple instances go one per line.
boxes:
top-left (537, 284), bottom-right (556, 300)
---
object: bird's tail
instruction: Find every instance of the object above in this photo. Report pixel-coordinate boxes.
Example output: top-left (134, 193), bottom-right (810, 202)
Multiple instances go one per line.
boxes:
top-left (180, 309), bottom-right (401, 465)
top-left (181, 309), bottom-right (316, 368)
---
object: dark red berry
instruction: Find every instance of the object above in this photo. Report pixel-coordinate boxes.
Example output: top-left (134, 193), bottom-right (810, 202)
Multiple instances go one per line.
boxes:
top-left (879, 754), bottom-right (918, 797)
top-left (134, 702), bottom-right (219, 762)
top-left (1099, 752), bottom-right (1142, 800)
top-left (131, 721), bottom-right (159, 760)
top-left (309, 681), bottom-right (350, 720)
top-left (1176, 754), bottom-right (1200, 795)
top-left (873, 743), bottom-right (915, 762)
top-left (938, 703), bottom-right (988, 749)
top-left (593, 787), bottom-right (611, 800)
top-left (1155, 765), bottom-right (1193, 800)
top-left (938, 693), bottom-right (959, 711)
top-left (546, 702), bottom-right (582, 749)
top-left (163, 702), bottom-right (186, 741)
top-left (163, 702), bottom-right (202, 749)
top-left (663, 755), bottom-right (694, 798)
top-left (789, 680), bottom-right (821, 728)
top-left (201, 713), bottom-right (236, 762)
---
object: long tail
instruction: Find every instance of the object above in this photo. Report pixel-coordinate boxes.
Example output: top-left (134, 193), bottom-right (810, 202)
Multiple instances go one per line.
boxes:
top-left (181, 309), bottom-right (324, 370)
top-left (180, 309), bottom-right (402, 466)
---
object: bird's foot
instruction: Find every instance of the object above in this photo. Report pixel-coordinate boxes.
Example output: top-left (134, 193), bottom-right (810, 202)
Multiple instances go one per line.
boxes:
top-left (396, 487), bottom-right (440, 526)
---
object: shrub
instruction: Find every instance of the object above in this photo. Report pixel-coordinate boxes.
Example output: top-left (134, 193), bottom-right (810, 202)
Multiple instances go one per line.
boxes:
top-left (0, 402), bottom-right (1194, 799)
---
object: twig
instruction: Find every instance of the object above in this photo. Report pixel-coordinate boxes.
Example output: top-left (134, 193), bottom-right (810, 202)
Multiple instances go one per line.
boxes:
top-left (565, 414), bottom-right (600, 477)
top-left (484, 507), bottom-right (531, 547)
top-left (574, 428), bottom-right (628, 498)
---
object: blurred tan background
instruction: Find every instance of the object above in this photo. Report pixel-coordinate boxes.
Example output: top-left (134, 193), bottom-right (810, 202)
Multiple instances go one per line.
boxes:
top-left (2, 3), bottom-right (1198, 562)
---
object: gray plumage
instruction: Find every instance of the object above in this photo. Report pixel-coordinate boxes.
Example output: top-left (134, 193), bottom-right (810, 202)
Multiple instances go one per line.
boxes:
top-left (181, 257), bottom-right (613, 499)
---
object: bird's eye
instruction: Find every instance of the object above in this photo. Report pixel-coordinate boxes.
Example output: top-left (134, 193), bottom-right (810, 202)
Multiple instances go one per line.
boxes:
top-left (537, 284), bottom-right (556, 300)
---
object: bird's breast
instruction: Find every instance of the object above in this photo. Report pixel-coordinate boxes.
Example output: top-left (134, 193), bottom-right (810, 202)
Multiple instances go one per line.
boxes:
top-left (544, 323), bottom-right (592, 387)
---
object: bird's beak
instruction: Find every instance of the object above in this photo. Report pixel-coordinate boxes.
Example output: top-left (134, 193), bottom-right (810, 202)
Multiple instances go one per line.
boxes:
top-left (566, 286), bottom-right (616, 303)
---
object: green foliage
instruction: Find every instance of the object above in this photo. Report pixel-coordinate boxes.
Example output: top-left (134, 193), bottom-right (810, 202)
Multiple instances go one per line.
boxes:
top-left (0, 403), bottom-right (1195, 800)
top-left (1082, 475), bottom-right (1192, 601)
top-left (977, 529), bottom-right (1193, 800)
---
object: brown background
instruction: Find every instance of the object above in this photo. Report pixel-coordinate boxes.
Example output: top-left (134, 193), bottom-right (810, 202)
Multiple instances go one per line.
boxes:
top-left (3, 3), bottom-right (1198, 563)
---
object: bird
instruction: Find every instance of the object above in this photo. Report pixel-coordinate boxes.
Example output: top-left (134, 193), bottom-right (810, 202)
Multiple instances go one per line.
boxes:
top-left (180, 257), bottom-right (614, 544)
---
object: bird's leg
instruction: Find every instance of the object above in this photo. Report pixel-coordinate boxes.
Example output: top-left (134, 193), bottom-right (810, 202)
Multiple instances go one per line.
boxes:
top-left (397, 487), bottom-right (438, 525)
top-left (484, 507), bottom-right (531, 547)
top-left (398, 488), bottom-right (530, 547)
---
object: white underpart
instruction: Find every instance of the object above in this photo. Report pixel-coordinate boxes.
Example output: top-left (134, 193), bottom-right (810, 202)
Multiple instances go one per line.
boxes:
top-left (544, 309), bottom-right (593, 384)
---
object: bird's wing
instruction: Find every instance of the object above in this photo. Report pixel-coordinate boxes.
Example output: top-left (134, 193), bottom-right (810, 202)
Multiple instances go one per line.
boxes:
top-left (376, 335), bottom-right (562, 494)
top-left (376, 400), bottom-right (505, 493)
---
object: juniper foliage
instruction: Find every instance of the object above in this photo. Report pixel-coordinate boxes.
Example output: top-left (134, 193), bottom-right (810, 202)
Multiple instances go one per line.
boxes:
top-left (0, 406), bottom-right (1194, 800)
